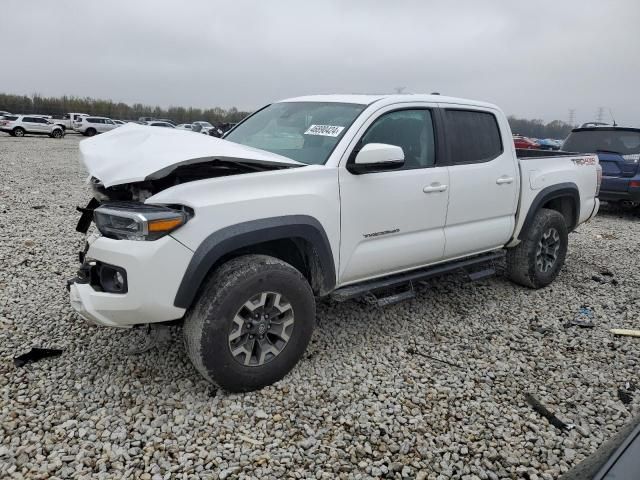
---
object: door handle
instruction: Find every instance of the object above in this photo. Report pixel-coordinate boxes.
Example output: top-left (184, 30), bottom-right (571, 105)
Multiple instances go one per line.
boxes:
top-left (496, 176), bottom-right (514, 185)
top-left (423, 183), bottom-right (448, 193)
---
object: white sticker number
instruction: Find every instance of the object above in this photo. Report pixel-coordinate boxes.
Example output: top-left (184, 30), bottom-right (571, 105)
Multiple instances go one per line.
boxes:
top-left (304, 124), bottom-right (345, 137)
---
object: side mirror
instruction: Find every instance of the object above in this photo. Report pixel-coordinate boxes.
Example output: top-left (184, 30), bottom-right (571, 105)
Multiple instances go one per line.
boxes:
top-left (347, 143), bottom-right (405, 174)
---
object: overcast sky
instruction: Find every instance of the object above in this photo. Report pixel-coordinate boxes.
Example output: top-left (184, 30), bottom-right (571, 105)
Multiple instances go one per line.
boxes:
top-left (3, 1), bottom-right (639, 125)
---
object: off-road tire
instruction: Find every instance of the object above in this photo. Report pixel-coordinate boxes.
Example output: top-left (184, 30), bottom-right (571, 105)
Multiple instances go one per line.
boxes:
top-left (13, 127), bottom-right (25, 137)
top-left (85, 128), bottom-right (96, 137)
top-left (506, 208), bottom-right (568, 288)
top-left (183, 254), bottom-right (315, 392)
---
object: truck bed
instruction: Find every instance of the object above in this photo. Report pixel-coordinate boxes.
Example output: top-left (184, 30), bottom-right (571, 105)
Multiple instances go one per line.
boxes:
top-left (516, 148), bottom-right (581, 159)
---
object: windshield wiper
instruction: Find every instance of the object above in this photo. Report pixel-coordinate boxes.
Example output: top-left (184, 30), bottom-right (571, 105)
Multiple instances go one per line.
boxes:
top-left (596, 149), bottom-right (622, 155)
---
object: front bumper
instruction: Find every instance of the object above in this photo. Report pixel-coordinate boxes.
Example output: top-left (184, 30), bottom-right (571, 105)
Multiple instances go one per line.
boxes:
top-left (69, 234), bottom-right (193, 328)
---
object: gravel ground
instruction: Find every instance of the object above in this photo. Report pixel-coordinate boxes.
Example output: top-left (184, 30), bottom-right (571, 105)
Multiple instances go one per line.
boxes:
top-left (1, 134), bottom-right (639, 480)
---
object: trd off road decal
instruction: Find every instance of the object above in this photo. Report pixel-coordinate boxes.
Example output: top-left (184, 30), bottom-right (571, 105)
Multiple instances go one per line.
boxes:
top-left (304, 125), bottom-right (345, 137)
top-left (571, 156), bottom-right (597, 166)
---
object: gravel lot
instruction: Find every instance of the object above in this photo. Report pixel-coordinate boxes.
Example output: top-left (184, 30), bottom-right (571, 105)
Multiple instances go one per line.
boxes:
top-left (1, 134), bottom-right (639, 480)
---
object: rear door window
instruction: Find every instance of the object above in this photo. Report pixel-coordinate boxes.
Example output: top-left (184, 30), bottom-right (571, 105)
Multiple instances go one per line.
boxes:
top-left (444, 109), bottom-right (503, 164)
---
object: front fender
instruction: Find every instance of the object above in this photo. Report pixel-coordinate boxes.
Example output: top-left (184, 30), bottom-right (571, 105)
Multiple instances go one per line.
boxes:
top-left (173, 215), bottom-right (336, 309)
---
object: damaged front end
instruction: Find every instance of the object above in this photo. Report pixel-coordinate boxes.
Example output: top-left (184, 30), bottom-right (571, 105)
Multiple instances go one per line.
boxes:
top-left (75, 123), bottom-right (301, 228)
top-left (69, 123), bottom-right (302, 328)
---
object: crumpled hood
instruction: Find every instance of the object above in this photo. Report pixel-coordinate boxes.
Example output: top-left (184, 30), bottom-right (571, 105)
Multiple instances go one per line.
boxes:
top-left (79, 123), bottom-right (303, 187)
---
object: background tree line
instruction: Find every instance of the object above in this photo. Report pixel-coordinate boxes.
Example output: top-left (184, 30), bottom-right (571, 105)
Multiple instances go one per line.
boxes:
top-left (0, 92), bottom-right (575, 137)
top-left (507, 116), bottom-right (574, 140)
top-left (0, 93), bottom-right (250, 125)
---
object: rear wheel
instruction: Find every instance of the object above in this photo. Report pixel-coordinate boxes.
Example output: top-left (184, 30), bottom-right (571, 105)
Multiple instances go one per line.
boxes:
top-left (51, 129), bottom-right (63, 139)
top-left (506, 208), bottom-right (568, 288)
top-left (13, 127), bottom-right (25, 137)
top-left (85, 128), bottom-right (96, 137)
top-left (183, 254), bottom-right (315, 392)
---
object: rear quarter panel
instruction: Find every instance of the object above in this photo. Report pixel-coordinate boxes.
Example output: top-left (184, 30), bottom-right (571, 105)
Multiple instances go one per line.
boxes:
top-left (513, 155), bottom-right (599, 242)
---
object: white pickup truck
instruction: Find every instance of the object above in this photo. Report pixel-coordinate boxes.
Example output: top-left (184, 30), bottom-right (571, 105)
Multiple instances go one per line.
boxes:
top-left (48, 113), bottom-right (89, 131)
top-left (68, 94), bottom-right (601, 392)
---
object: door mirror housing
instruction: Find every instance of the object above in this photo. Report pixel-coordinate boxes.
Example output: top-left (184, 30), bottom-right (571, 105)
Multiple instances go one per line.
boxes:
top-left (347, 143), bottom-right (405, 174)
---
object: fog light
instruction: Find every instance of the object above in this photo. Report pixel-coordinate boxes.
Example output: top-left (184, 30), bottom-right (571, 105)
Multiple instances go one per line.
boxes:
top-left (115, 271), bottom-right (124, 289)
top-left (98, 264), bottom-right (128, 294)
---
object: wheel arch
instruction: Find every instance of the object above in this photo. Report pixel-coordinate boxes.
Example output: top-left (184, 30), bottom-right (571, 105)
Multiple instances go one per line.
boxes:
top-left (174, 215), bottom-right (336, 309)
top-left (518, 182), bottom-right (580, 240)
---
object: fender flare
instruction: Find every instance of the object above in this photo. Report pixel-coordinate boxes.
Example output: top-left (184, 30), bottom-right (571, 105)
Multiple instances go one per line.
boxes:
top-left (518, 182), bottom-right (580, 240)
top-left (173, 215), bottom-right (336, 309)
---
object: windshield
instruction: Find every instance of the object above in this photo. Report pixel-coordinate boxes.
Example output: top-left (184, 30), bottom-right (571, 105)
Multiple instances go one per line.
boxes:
top-left (224, 102), bottom-right (366, 165)
top-left (563, 129), bottom-right (640, 155)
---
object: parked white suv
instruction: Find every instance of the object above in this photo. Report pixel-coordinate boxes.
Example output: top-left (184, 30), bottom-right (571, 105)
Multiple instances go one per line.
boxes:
top-left (69, 94), bottom-right (601, 392)
top-left (0, 115), bottom-right (65, 138)
top-left (74, 116), bottom-right (118, 136)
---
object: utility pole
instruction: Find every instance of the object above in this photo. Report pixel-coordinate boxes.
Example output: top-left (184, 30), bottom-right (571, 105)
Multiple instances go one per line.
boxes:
top-left (596, 107), bottom-right (605, 123)
top-left (568, 109), bottom-right (576, 126)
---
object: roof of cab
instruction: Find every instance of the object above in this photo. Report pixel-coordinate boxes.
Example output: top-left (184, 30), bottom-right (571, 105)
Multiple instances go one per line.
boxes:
top-left (279, 93), bottom-right (500, 110)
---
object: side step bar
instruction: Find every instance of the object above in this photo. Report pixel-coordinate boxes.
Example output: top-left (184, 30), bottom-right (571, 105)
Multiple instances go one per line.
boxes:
top-left (331, 250), bottom-right (505, 303)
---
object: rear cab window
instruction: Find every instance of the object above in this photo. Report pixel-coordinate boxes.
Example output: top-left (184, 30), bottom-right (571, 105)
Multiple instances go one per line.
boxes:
top-left (444, 109), bottom-right (503, 164)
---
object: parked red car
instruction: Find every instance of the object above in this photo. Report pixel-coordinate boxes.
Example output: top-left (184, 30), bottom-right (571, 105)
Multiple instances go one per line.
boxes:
top-left (513, 135), bottom-right (539, 149)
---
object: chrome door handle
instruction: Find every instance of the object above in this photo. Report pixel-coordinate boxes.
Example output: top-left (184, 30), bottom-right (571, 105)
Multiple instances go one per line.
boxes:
top-left (496, 176), bottom-right (514, 185)
top-left (423, 183), bottom-right (448, 193)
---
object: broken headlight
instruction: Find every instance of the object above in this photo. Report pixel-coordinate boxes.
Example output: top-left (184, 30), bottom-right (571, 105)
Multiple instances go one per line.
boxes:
top-left (93, 203), bottom-right (191, 241)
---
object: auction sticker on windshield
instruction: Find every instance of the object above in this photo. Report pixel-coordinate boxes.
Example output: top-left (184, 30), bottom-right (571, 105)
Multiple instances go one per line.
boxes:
top-left (304, 125), bottom-right (345, 137)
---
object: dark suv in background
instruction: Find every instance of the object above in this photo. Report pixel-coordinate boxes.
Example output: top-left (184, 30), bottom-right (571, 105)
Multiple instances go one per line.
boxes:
top-left (563, 126), bottom-right (640, 206)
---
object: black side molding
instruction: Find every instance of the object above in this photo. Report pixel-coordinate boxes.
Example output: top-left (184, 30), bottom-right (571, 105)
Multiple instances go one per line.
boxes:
top-left (173, 215), bottom-right (336, 310)
top-left (518, 182), bottom-right (580, 240)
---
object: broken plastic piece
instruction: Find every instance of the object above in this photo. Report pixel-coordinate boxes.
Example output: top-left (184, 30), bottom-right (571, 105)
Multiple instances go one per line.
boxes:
top-left (14, 347), bottom-right (64, 367)
top-left (76, 197), bottom-right (100, 234)
top-left (618, 388), bottom-right (633, 405)
top-left (525, 393), bottom-right (574, 431)
top-left (610, 329), bottom-right (640, 338)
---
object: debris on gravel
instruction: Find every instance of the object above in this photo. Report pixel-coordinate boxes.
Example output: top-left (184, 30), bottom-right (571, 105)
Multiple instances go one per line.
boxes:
top-left (1, 135), bottom-right (639, 479)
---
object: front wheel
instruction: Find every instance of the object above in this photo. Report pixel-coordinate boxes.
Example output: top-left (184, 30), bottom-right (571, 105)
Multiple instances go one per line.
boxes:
top-left (506, 208), bottom-right (568, 288)
top-left (183, 254), bottom-right (315, 392)
top-left (13, 127), bottom-right (25, 137)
